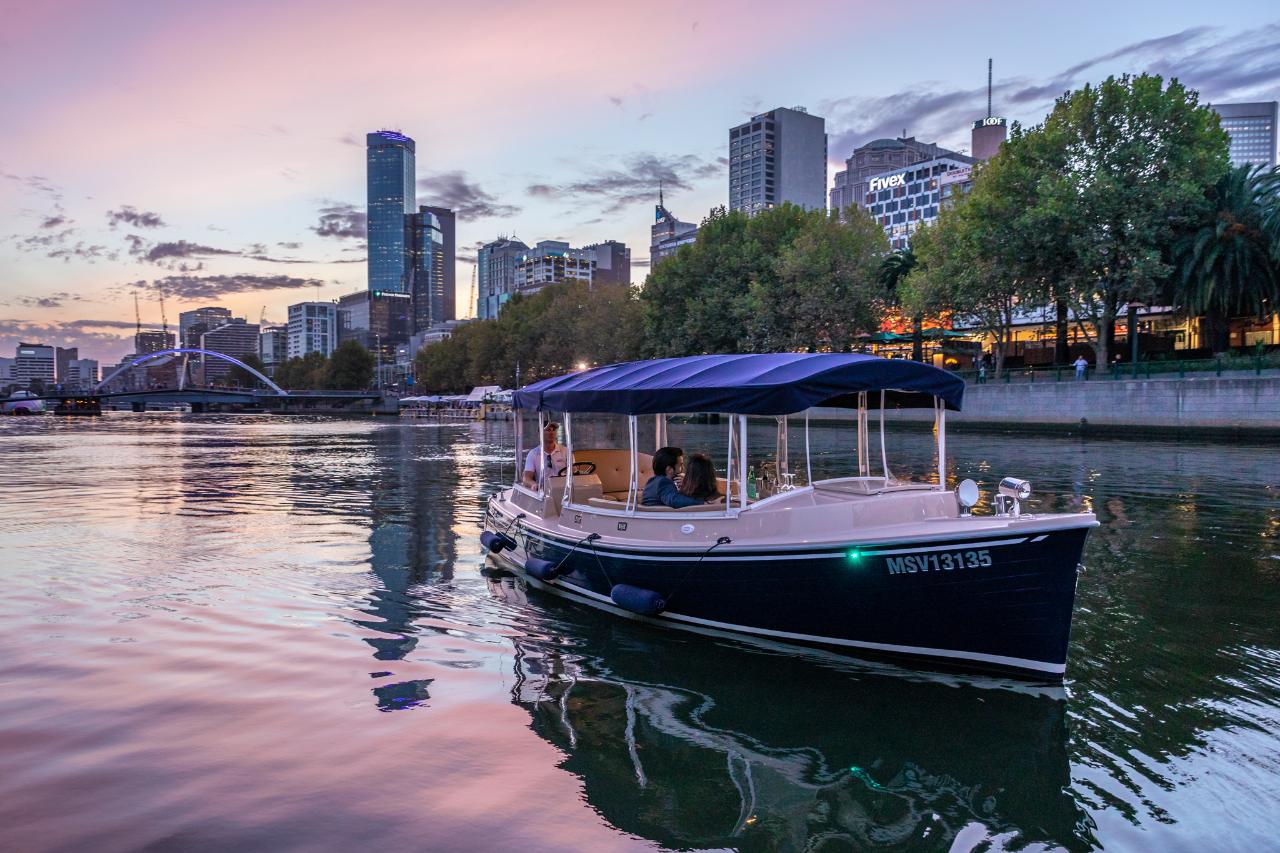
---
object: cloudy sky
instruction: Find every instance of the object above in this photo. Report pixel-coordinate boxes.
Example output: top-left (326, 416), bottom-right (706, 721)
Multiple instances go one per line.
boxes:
top-left (2, 0), bottom-right (1278, 362)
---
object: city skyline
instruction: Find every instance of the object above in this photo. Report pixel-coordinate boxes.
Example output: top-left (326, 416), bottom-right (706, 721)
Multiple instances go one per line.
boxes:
top-left (2, 1), bottom-right (1279, 362)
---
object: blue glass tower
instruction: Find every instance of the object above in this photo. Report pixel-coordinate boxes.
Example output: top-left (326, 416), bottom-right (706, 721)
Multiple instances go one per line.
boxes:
top-left (366, 131), bottom-right (416, 293)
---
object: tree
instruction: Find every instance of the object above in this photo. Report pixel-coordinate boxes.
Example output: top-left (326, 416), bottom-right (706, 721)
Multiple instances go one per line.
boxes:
top-left (1035, 74), bottom-right (1229, 367)
top-left (1173, 164), bottom-right (1280, 352)
top-left (273, 351), bottom-right (328, 389)
top-left (226, 352), bottom-right (269, 388)
top-left (326, 340), bottom-right (375, 389)
top-left (879, 248), bottom-right (921, 360)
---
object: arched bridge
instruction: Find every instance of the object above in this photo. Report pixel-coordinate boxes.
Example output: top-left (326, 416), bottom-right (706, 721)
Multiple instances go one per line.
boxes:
top-left (94, 348), bottom-right (286, 395)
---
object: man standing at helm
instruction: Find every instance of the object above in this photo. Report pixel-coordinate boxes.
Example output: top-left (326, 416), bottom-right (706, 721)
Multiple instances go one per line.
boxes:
top-left (523, 421), bottom-right (568, 489)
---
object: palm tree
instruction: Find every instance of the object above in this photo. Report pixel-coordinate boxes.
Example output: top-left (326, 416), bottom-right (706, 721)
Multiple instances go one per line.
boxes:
top-left (878, 248), bottom-right (922, 360)
top-left (1174, 164), bottom-right (1280, 353)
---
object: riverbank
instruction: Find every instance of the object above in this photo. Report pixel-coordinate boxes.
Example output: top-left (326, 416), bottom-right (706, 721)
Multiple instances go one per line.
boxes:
top-left (826, 374), bottom-right (1280, 440)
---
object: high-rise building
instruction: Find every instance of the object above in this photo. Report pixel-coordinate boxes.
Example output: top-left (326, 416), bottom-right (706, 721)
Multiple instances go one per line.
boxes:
top-left (259, 326), bottom-right (288, 374)
top-left (13, 343), bottom-right (55, 389)
top-left (729, 106), bottom-right (827, 215)
top-left (135, 329), bottom-right (174, 355)
top-left (65, 358), bottom-right (98, 387)
top-left (515, 240), bottom-right (595, 295)
top-left (419, 205), bottom-right (456, 320)
top-left (199, 319), bottom-right (260, 384)
top-left (859, 154), bottom-right (976, 250)
top-left (1211, 102), bottom-right (1278, 168)
top-left (338, 289), bottom-right (411, 366)
top-left (476, 237), bottom-right (530, 320)
top-left (179, 307), bottom-right (232, 348)
top-left (584, 240), bottom-right (631, 286)
top-left (409, 207), bottom-right (446, 333)
top-left (55, 346), bottom-right (77, 382)
top-left (830, 137), bottom-right (956, 214)
top-left (366, 130), bottom-right (416, 294)
top-left (286, 302), bottom-right (338, 359)
top-left (651, 193), bottom-right (699, 265)
top-left (970, 59), bottom-right (1008, 161)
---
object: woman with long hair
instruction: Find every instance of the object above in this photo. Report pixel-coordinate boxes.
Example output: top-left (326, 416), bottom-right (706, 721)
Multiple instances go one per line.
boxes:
top-left (679, 453), bottom-right (722, 503)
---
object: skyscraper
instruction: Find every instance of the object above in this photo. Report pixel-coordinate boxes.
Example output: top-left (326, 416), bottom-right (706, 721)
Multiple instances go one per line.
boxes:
top-left (476, 237), bottom-right (529, 320)
top-left (970, 59), bottom-right (1007, 161)
top-left (409, 207), bottom-right (446, 333)
top-left (419, 205), bottom-right (456, 320)
top-left (651, 191), bottom-right (698, 265)
top-left (1211, 102), bottom-right (1278, 168)
top-left (179, 307), bottom-right (232, 348)
top-left (729, 106), bottom-right (827, 215)
top-left (367, 130), bottom-right (416, 293)
top-left (286, 302), bottom-right (338, 358)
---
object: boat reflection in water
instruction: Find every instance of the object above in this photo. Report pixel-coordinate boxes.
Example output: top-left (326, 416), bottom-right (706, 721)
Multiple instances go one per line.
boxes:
top-left (483, 563), bottom-right (1090, 852)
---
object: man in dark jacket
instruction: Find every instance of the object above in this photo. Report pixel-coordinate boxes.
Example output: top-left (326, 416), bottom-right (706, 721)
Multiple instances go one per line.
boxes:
top-left (642, 446), bottom-right (704, 508)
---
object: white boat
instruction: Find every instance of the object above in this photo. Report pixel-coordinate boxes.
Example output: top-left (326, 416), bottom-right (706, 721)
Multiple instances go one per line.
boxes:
top-left (1, 391), bottom-right (45, 415)
top-left (482, 353), bottom-right (1098, 680)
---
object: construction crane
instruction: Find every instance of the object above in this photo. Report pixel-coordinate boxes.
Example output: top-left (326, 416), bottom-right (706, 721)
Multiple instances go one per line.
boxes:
top-left (133, 292), bottom-right (141, 340)
top-left (469, 264), bottom-right (478, 318)
top-left (259, 305), bottom-right (267, 327)
top-left (157, 284), bottom-right (168, 337)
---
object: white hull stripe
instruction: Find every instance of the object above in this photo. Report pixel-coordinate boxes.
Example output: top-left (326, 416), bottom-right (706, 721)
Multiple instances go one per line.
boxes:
top-left (494, 552), bottom-right (1067, 675)
top-left (510, 525), bottom-right (1029, 562)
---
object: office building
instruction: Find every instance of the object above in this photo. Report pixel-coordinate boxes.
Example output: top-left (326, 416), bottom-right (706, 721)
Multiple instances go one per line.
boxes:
top-left (338, 289), bottom-right (411, 366)
top-left (729, 106), bottom-right (827, 215)
top-left (831, 136), bottom-right (957, 214)
top-left (515, 240), bottom-right (595, 294)
top-left (198, 319), bottom-right (260, 383)
top-left (286, 302), bottom-right (338, 359)
top-left (179, 307), bottom-right (232, 348)
top-left (65, 358), bottom-right (98, 387)
top-left (584, 240), bottom-right (631, 286)
top-left (859, 153), bottom-right (976, 250)
top-left (259, 326), bottom-right (288, 374)
top-left (970, 59), bottom-right (1008, 161)
top-left (0, 357), bottom-right (13, 385)
top-left (367, 130), bottom-right (416, 294)
top-left (409, 207), bottom-right (446, 333)
top-left (1212, 102), bottom-right (1278, 168)
top-left (476, 237), bottom-right (530, 320)
top-left (13, 343), bottom-right (55, 388)
top-left (135, 329), bottom-right (174, 355)
top-left (55, 346), bottom-right (77, 382)
top-left (419, 205), bottom-right (456, 320)
top-left (651, 194), bottom-right (699, 265)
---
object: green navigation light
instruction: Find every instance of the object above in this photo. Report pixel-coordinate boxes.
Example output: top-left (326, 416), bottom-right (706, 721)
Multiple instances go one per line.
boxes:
top-left (846, 549), bottom-right (862, 562)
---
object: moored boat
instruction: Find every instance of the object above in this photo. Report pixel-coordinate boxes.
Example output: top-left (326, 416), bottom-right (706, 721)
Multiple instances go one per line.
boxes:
top-left (482, 353), bottom-right (1097, 679)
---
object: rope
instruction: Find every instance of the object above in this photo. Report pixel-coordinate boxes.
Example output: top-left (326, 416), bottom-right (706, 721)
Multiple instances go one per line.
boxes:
top-left (663, 536), bottom-right (732, 606)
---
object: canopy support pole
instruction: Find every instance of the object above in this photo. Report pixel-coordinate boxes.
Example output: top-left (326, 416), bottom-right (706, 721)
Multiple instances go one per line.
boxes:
top-left (537, 411), bottom-right (546, 491)
top-left (655, 413), bottom-right (667, 448)
top-left (726, 415), bottom-right (735, 512)
top-left (515, 410), bottom-right (524, 486)
top-left (776, 416), bottom-right (788, 476)
top-left (857, 392), bottom-right (869, 477)
top-left (805, 411), bottom-right (812, 486)
top-left (564, 413), bottom-right (574, 508)
top-left (626, 415), bottom-right (639, 513)
top-left (880, 390), bottom-right (890, 482)
top-left (936, 399), bottom-right (948, 490)
top-left (738, 415), bottom-right (748, 511)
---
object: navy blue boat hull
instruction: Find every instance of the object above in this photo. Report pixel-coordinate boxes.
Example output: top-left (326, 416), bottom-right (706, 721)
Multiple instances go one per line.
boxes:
top-left (491, 519), bottom-right (1090, 679)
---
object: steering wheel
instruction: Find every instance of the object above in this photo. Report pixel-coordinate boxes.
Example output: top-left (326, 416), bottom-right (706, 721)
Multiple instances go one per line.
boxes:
top-left (570, 461), bottom-right (597, 476)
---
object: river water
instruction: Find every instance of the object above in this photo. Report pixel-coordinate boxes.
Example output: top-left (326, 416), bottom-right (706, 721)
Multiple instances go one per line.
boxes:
top-left (2, 414), bottom-right (1278, 852)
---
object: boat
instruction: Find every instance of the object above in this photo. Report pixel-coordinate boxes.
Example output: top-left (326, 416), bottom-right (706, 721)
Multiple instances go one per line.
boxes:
top-left (482, 353), bottom-right (1098, 680)
top-left (52, 395), bottom-right (103, 416)
top-left (1, 390), bottom-right (45, 415)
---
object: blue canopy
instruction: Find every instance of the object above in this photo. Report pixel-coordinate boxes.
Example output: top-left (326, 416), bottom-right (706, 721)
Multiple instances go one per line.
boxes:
top-left (513, 354), bottom-right (964, 415)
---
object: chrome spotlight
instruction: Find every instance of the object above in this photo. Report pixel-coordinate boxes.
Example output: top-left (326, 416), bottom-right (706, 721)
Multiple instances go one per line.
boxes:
top-left (996, 477), bottom-right (1031, 517)
top-left (956, 479), bottom-right (980, 516)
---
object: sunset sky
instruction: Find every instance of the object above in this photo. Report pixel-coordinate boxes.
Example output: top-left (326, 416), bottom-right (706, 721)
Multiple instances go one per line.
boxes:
top-left (2, 0), bottom-right (1278, 362)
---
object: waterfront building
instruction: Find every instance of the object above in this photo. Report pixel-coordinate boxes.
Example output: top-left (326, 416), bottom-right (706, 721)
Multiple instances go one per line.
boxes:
top-left (515, 240), bottom-right (595, 294)
top-left (0, 356), bottom-right (13, 385)
top-left (409, 206), bottom-right (446, 333)
top-left (198, 319), bottom-right (260, 384)
top-left (729, 106), bottom-right (827, 215)
top-left (134, 329), bottom-right (173, 355)
top-left (13, 342), bottom-right (55, 388)
top-left (286, 302), bottom-right (338, 359)
top-left (1211, 102), bottom-right (1278, 168)
top-left (179, 307), bottom-right (232, 348)
top-left (830, 136), bottom-right (957, 214)
top-left (55, 346), bottom-right (77, 383)
top-left (859, 153), bottom-right (976, 250)
top-left (585, 240), bottom-right (631, 286)
top-left (367, 130), bottom-right (416, 294)
top-left (419, 205), bottom-right (457, 320)
top-left (338, 288), bottom-right (411, 366)
top-left (259, 325), bottom-right (288, 374)
top-left (65, 358), bottom-right (98, 387)
top-left (651, 193), bottom-right (699, 265)
top-left (476, 237), bottom-right (530, 320)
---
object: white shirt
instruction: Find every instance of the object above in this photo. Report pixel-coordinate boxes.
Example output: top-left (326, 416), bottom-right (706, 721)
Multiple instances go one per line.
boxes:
top-left (524, 444), bottom-right (569, 484)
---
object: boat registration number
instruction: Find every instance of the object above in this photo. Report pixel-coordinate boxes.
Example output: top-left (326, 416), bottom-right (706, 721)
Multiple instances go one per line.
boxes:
top-left (886, 550), bottom-right (992, 575)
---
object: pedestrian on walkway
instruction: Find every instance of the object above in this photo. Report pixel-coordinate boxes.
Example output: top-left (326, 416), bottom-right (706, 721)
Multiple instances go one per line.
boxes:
top-left (1073, 355), bottom-right (1089, 381)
